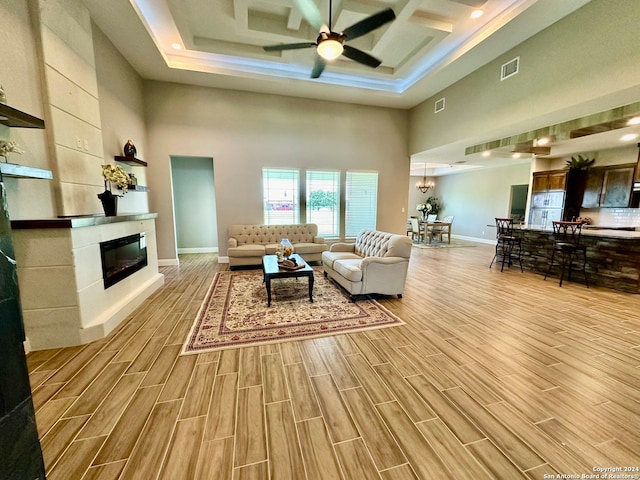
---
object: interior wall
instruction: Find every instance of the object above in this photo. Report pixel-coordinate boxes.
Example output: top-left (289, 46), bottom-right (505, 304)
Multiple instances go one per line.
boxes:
top-left (34, 0), bottom-right (105, 217)
top-left (0, 0), bottom-right (54, 220)
top-left (434, 163), bottom-right (532, 242)
top-left (93, 22), bottom-right (149, 214)
top-left (170, 156), bottom-right (218, 252)
top-left (143, 81), bottom-right (410, 262)
top-left (407, 175), bottom-right (438, 218)
top-left (408, 0), bottom-right (640, 156)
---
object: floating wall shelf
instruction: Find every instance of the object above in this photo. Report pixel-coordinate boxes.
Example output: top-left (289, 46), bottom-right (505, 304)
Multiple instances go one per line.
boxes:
top-left (0, 163), bottom-right (53, 179)
top-left (114, 155), bottom-right (147, 167)
top-left (0, 103), bottom-right (45, 129)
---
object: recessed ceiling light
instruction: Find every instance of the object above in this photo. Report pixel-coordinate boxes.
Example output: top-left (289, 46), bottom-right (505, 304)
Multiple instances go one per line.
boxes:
top-left (471, 10), bottom-right (483, 19)
top-left (620, 133), bottom-right (638, 142)
top-left (171, 43), bottom-right (182, 50)
top-left (627, 116), bottom-right (640, 126)
top-left (482, 150), bottom-right (490, 157)
top-left (536, 137), bottom-right (550, 146)
top-left (512, 153), bottom-right (521, 159)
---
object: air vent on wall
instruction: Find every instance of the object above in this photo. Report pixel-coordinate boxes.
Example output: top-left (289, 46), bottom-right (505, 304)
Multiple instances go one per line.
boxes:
top-left (501, 56), bottom-right (519, 81)
top-left (434, 97), bottom-right (445, 113)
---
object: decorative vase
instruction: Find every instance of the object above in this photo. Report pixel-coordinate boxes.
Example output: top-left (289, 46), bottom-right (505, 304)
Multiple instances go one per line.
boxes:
top-left (280, 238), bottom-right (294, 258)
top-left (123, 139), bottom-right (137, 158)
top-left (98, 190), bottom-right (118, 216)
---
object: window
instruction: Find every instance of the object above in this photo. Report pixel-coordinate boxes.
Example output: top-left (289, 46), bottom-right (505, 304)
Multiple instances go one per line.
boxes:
top-left (345, 171), bottom-right (378, 237)
top-left (263, 168), bottom-right (299, 224)
top-left (306, 170), bottom-right (340, 237)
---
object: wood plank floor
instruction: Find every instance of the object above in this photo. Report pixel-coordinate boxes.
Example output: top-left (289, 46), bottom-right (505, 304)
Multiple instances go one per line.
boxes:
top-left (27, 243), bottom-right (640, 479)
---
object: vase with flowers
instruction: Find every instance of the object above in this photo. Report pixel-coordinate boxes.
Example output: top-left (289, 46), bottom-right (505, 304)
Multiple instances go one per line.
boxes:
top-left (98, 164), bottom-right (129, 216)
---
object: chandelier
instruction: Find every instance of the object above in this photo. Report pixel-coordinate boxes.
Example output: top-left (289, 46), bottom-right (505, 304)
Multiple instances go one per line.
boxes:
top-left (415, 163), bottom-right (434, 193)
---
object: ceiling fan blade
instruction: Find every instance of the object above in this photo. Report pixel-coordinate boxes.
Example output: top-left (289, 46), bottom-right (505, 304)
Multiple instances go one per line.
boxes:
top-left (263, 42), bottom-right (316, 52)
top-left (311, 56), bottom-right (326, 78)
top-left (342, 45), bottom-right (381, 68)
top-left (341, 8), bottom-right (395, 40)
top-left (294, 0), bottom-right (325, 31)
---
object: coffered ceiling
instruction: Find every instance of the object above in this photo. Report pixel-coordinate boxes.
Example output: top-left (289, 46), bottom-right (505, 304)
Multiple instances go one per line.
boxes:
top-left (83, 0), bottom-right (591, 109)
top-left (83, 0), bottom-right (638, 175)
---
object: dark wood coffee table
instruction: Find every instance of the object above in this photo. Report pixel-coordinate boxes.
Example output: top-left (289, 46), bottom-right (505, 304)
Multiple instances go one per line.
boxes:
top-left (262, 254), bottom-right (314, 307)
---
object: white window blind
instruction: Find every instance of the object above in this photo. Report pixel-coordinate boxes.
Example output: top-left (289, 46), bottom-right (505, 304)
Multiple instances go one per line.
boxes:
top-left (263, 168), bottom-right (299, 225)
top-left (306, 170), bottom-right (340, 238)
top-left (345, 171), bottom-right (378, 237)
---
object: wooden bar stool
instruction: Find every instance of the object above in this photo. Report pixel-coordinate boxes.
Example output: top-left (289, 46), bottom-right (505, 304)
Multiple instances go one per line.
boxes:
top-left (489, 217), bottom-right (522, 272)
top-left (544, 220), bottom-right (589, 287)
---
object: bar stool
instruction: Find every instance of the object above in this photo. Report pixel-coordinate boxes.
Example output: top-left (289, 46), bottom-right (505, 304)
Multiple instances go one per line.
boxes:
top-left (544, 220), bottom-right (589, 287)
top-left (490, 217), bottom-right (522, 272)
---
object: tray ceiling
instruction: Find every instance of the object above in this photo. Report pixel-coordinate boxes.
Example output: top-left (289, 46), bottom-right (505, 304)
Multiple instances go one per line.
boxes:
top-left (83, 0), bottom-right (592, 109)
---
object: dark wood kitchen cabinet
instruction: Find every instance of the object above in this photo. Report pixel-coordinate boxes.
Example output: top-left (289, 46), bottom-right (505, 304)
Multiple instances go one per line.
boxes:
top-left (582, 164), bottom-right (635, 208)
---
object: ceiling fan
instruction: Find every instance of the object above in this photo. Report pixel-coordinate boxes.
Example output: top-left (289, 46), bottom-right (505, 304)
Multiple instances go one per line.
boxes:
top-left (263, 0), bottom-right (396, 79)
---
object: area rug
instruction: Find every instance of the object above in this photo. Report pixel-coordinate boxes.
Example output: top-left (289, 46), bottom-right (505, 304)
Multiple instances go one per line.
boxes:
top-left (182, 269), bottom-right (404, 353)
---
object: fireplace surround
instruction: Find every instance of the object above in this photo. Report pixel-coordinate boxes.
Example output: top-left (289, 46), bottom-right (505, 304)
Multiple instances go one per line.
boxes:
top-left (11, 214), bottom-right (163, 349)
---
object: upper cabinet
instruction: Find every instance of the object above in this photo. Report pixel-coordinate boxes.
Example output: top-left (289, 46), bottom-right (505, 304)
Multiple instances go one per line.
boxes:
top-left (531, 171), bottom-right (567, 192)
top-left (582, 165), bottom-right (635, 208)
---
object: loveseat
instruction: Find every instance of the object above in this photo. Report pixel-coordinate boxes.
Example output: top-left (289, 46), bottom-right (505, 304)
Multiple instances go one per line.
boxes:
top-left (322, 230), bottom-right (412, 300)
top-left (227, 224), bottom-right (327, 269)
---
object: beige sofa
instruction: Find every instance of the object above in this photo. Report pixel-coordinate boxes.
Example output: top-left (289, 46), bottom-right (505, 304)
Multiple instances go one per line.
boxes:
top-left (322, 230), bottom-right (412, 300)
top-left (227, 224), bottom-right (327, 269)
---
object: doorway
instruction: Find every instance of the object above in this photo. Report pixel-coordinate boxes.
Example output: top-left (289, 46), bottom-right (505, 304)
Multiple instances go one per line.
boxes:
top-left (509, 184), bottom-right (528, 223)
top-left (170, 156), bottom-right (218, 254)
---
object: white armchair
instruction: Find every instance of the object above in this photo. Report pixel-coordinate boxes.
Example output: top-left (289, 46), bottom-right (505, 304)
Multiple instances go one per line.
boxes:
top-left (322, 230), bottom-right (412, 300)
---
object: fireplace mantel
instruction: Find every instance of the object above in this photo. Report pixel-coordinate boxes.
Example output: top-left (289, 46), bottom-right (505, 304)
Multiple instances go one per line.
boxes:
top-left (11, 212), bottom-right (157, 229)
top-left (11, 214), bottom-right (163, 350)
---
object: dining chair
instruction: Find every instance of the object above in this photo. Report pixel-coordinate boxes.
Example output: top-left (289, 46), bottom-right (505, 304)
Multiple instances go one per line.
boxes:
top-left (409, 217), bottom-right (425, 243)
top-left (432, 215), bottom-right (454, 243)
top-left (489, 217), bottom-right (523, 272)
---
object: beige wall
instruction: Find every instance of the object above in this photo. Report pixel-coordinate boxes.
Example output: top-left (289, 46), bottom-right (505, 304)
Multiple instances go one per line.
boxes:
top-left (409, 0), bottom-right (640, 156)
top-left (0, 0), bottom-right (54, 220)
top-left (36, 0), bottom-right (105, 216)
top-left (436, 164), bottom-right (532, 241)
top-left (143, 81), bottom-right (410, 261)
top-left (93, 22), bottom-right (149, 214)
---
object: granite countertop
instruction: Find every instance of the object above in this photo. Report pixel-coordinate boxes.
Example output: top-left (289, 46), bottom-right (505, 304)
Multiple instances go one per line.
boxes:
top-left (11, 212), bottom-right (158, 229)
top-left (524, 224), bottom-right (640, 239)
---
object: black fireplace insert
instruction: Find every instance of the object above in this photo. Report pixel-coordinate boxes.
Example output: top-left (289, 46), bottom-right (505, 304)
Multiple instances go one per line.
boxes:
top-left (100, 233), bottom-right (148, 288)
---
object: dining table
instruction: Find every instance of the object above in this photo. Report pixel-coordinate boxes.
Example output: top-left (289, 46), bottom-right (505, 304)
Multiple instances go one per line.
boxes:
top-left (420, 220), bottom-right (452, 244)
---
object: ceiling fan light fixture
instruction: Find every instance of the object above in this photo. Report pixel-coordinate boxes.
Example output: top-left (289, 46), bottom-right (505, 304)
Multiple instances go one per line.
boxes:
top-left (317, 37), bottom-right (343, 61)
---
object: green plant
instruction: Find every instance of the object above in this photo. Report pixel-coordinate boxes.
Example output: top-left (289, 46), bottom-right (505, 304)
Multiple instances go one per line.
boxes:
top-left (565, 154), bottom-right (595, 170)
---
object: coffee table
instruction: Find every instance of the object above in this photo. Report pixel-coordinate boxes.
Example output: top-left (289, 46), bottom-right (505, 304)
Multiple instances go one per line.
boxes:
top-left (262, 254), bottom-right (314, 307)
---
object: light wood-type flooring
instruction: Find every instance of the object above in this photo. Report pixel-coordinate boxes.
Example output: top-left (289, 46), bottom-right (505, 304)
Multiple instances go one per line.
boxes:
top-left (27, 243), bottom-right (640, 479)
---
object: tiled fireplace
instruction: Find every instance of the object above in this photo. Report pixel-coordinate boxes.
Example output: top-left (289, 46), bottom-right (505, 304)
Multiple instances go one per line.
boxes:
top-left (11, 214), bottom-right (164, 350)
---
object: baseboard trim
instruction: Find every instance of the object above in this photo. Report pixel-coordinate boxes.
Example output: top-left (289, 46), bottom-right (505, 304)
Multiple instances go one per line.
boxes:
top-left (452, 234), bottom-right (496, 245)
top-left (218, 256), bottom-right (229, 264)
top-left (177, 247), bottom-right (219, 254)
top-left (158, 258), bottom-right (180, 267)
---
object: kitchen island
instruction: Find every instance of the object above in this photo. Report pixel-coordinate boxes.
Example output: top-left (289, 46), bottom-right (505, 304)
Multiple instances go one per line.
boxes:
top-left (519, 225), bottom-right (640, 293)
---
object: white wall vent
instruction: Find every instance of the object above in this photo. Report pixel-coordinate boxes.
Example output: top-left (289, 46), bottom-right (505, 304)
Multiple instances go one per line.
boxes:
top-left (501, 56), bottom-right (519, 80)
top-left (434, 97), bottom-right (445, 113)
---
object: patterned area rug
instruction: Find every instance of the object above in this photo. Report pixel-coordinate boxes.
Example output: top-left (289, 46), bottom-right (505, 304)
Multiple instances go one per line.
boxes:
top-left (182, 269), bottom-right (404, 353)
